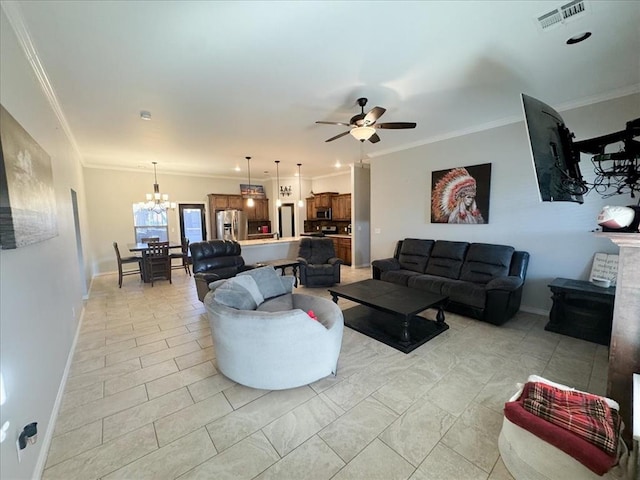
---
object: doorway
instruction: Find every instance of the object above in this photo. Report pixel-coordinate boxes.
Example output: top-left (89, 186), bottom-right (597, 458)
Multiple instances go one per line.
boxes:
top-left (278, 203), bottom-right (295, 238)
top-left (70, 189), bottom-right (88, 298)
top-left (178, 204), bottom-right (207, 250)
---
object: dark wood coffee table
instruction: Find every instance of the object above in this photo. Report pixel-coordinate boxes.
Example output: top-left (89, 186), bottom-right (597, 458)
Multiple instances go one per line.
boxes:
top-left (329, 279), bottom-right (449, 353)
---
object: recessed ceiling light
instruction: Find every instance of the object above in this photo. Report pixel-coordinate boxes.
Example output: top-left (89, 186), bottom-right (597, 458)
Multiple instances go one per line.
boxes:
top-left (140, 110), bottom-right (152, 120)
top-left (566, 32), bottom-right (591, 45)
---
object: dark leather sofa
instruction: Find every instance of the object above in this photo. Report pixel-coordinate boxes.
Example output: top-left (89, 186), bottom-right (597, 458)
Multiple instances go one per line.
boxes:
top-left (372, 238), bottom-right (529, 325)
top-left (190, 240), bottom-right (254, 301)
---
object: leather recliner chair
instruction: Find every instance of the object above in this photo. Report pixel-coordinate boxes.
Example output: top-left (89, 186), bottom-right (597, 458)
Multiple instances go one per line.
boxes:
top-left (190, 240), bottom-right (254, 301)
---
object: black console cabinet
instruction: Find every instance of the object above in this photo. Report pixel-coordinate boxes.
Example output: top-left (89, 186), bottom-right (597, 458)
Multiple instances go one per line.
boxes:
top-left (547, 278), bottom-right (615, 346)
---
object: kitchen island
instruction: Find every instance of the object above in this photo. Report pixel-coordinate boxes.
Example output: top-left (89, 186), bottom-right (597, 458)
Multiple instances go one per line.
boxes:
top-left (238, 237), bottom-right (301, 265)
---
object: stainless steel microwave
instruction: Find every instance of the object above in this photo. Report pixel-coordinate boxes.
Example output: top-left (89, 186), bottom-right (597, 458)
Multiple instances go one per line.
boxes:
top-left (316, 208), bottom-right (332, 219)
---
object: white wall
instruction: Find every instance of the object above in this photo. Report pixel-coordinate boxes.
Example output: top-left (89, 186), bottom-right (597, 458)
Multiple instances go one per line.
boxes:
top-left (83, 168), bottom-right (251, 274)
top-left (0, 8), bottom-right (90, 479)
top-left (311, 171), bottom-right (351, 194)
top-left (352, 164), bottom-right (370, 267)
top-left (371, 93), bottom-right (640, 313)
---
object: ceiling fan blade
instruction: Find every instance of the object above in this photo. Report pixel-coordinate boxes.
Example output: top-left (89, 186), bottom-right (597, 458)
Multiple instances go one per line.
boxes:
top-left (376, 122), bottom-right (417, 129)
top-left (316, 121), bottom-right (352, 127)
top-left (368, 133), bottom-right (381, 143)
top-left (363, 107), bottom-right (386, 126)
top-left (325, 131), bottom-right (351, 142)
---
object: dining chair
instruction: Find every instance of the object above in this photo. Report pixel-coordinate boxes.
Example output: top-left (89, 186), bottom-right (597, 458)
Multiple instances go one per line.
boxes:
top-left (113, 242), bottom-right (141, 288)
top-left (170, 237), bottom-right (191, 276)
top-left (145, 241), bottom-right (172, 286)
top-left (141, 236), bottom-right (160, 243)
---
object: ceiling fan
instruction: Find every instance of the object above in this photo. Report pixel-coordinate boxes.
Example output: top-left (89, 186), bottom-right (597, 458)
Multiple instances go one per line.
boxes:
top-left (316, 97), bottom-right (417, 143)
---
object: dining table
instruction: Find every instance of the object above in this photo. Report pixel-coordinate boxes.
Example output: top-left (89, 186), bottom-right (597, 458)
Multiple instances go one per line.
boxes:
top-left (127, 242), bottom-right (182, 283)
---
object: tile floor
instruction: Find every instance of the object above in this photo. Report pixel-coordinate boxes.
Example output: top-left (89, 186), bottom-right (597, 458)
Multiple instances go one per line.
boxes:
top-left (42, 266), bottom-right (609, 479)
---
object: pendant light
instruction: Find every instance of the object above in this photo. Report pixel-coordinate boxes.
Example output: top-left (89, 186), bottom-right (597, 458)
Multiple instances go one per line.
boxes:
top-left (275, 160), bottom-right (282, 207)
top-left (246, 156), bottom-right (254, 207)
top-left (297, 163), bottom-right (304, 207)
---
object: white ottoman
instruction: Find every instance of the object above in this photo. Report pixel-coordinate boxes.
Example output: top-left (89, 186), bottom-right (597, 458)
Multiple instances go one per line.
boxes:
top-left (498, 376), bottom-right (635, 480)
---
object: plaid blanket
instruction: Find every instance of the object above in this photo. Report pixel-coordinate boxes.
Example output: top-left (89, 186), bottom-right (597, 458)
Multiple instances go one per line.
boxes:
top-left (522, 381), bottom-right (620, 455)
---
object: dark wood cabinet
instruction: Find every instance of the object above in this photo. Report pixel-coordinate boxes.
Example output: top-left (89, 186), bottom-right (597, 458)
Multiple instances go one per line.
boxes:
top-left (330, 236), bottom-right (351, 266)
top-left (546, 278), bottom-right (615, 345)
top-left (331, 194), bottom-right (351, 220)
top-left (314, 192), bottom-right (337, 209)
top-left (208, 194), bottom-right (243, 211)
top-left (306, 197), bottom-right (314, 220)
top-left (244, 198), bottom-right (269, 221)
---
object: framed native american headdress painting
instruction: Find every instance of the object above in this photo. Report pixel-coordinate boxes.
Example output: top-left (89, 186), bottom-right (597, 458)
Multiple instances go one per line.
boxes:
top-left (430, 163), bottom-right (491, 224)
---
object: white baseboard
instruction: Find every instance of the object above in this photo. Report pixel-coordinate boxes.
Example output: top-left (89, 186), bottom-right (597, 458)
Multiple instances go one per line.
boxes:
top-left (520, 305), bottom-right (550, 317)
top-left (33, 304), bottom-right (85, 479)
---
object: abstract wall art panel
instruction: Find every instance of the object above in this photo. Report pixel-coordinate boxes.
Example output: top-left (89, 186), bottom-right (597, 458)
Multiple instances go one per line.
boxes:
top-left (0, 105), bottom-right (58, 249)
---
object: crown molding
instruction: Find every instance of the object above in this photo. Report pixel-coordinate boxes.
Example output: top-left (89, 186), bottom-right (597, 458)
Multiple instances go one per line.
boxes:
top-left (370, 84), bottom-right (640, 159)
top-left (2, 1), bottom-right (84, 164)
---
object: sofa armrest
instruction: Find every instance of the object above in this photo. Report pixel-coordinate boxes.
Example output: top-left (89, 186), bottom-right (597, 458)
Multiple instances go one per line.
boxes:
top-left (371, 257), bottom-right (400, 280)
top-left (296, 257), bottom-right (309, 266)
top-left (486, 276), bottom-right (523, 292)
top-left (371, 257), bottom-right (401, 272)
top-left (328, 257), bottom-right (343, 266)
top-left (194, 272), bottom-right (221, 302)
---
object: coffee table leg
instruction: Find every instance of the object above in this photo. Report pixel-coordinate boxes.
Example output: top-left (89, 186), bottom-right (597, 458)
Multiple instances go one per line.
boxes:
top-left (436, 306), bottom-right (446, 325)
top-left (331, 293), bottom-right (338, 304)
top-left (293, 265), bottom-right (298, 287)
top-left (400, 316), bottom-right (411, 343)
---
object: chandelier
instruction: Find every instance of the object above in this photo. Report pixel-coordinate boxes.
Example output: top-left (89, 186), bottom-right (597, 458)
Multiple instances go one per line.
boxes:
top-left (140, 162), bottom-right (175, 213)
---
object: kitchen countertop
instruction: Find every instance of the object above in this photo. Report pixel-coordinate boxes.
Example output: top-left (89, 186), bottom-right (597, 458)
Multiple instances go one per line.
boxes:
top-left (238, 237), bottom-right (301, 246)
top-left (325, 234), bottom-right (352, 239)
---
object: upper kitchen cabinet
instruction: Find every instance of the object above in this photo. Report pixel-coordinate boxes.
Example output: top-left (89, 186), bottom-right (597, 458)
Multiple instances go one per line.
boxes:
top-left (208, 194), bottom-right (244, 211)
top-left (314, 192), bottom-right (338, 209)
top-left (244, 198), bottom-right (269, 221)
top-left (306, 197), bottom-right (315, 220)
top-left (331, 194), bottom-right (351, 220)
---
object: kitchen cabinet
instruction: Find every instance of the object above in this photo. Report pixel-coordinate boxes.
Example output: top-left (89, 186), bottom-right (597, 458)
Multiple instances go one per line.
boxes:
top-left (244, 198), bottom-right (269, 221)
top-left (306, 197), bottom-right (315, 220)
top-left (331, 194), bottom-right (351, 220)
top-left (208, 194), bottom-right (244, 211)
top-left (314, 192), bottom-right (337, 209)
top-left (330, 236), bottom-right (351, 266)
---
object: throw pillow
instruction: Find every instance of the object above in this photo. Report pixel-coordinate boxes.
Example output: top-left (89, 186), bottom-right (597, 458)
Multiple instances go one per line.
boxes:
top-left (213, 275), bottom-right (264, 310)
top-left (238, 266), bottom-right (289, 300)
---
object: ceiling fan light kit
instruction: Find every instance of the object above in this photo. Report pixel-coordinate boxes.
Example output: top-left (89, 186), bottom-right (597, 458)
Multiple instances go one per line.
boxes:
top-left (316, 97), bottom-right (416, 144)
top-left (350, 126), bottom-right (376, 142)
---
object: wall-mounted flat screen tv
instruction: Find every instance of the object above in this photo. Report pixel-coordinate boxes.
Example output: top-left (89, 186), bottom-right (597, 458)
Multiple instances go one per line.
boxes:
top-left (521, 93), bottom-right (585, 204)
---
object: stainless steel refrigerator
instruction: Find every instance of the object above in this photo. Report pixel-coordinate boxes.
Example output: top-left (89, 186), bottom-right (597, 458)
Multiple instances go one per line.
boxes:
top-left (215, 210), bottom-right (248, 241)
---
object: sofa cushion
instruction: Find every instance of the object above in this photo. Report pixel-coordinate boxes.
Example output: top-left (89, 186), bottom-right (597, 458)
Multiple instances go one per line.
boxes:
top-left (239, 266), bottom-right (289, 300)
top-left (398, 238), bottom-right (434, 273)
top-left (460, 243), bottom-right (514, 284)
top-left (257, 293), bottom-right (294, 312)
top-left (381, 269), bottom-right (423, 286)
top-left (440, 279), bottom-right (487, 309)
top-left (407, 274), bottom-right (451, 295)
top-left (214, 275), bottom-right (263, 310)
top-left (424, 241), bottom-right (469, 279)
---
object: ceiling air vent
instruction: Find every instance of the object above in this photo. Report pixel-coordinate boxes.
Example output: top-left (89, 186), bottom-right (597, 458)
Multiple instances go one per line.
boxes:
top-left (537, 0), bottom-right (589, 31)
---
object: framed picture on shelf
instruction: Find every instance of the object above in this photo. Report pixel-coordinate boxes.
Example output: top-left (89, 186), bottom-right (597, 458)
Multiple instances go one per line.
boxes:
top-left (240, 184), bottom-right (266, 199)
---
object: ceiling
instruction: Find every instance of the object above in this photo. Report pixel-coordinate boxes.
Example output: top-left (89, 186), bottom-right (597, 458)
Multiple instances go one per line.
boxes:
top-left (4, 0), bottom-right (639, 180)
